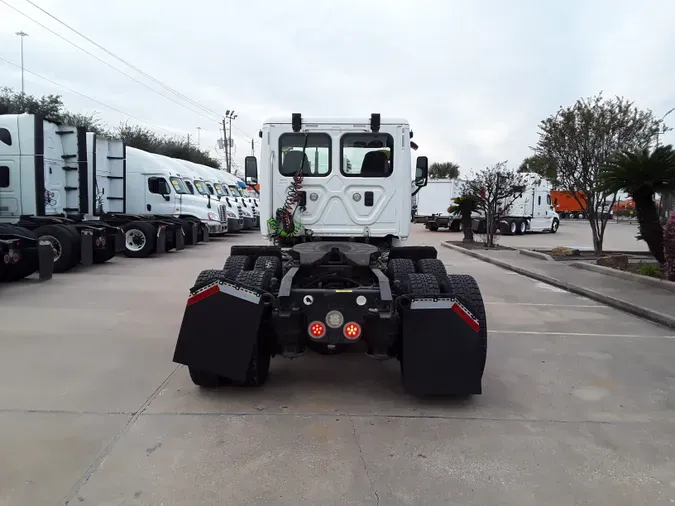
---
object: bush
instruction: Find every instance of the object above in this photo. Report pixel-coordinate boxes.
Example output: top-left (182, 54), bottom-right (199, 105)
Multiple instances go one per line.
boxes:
top-left (664, 213), bottom-right (675, 281)
top-left (636, 264), bottom-right (662, 278)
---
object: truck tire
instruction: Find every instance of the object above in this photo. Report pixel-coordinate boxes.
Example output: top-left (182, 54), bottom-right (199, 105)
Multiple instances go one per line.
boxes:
top-left (416, 258), bottom-right (451, 293)
top-left (192, 269), bottom-right (226, 290)
top-left (33, 224), bottom-right (77, 273)
top-left (550, 219), bottom-right (559, 233)
top-left (254, 255), bottom-right (281, 277)
top-left (234, 268), bottom-right (273, 386)
top-left (388, 258), bottom-right (415, 295)
top-left (402, 273), bottom-right (440, 295)
top-left (447, 274), bottom-right (487, 375)
top-left (123, 221), bottom-right (156, 258)
top-left (427, 222), bottom-right (439, 231)
top-left (235, 269), bottom-right (273, 291)
top-left (223, 254), bottom-right (251, 280)
top-left (516, 220), bottom-right (527, 235)
top-left (188, 368), bottom-right (225, 388)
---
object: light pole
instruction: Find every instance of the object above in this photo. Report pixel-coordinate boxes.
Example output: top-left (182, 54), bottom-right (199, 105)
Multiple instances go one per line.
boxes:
top-left (196, 126), bottom-right (202, 149)
top-left (15, 31), bottom-right (28, 94)
top-left (224, 110), bottom-right (238, 173)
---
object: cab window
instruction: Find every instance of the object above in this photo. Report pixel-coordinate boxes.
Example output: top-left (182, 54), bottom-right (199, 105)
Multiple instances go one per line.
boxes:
top-left (148, 177), bottom-right (171, 195)
top-left (169, 177), bottom-right (189, 194)
top-left (340, 133), bottom-right (393, 178)
top-left (193, 180), bottom-right (209, 195)
top-left (0, 128), bottom-right (11, 146)
top-left (0, 166), bottom-right (9, 187)
top-left (205, 183), bottom-right (215, 195)
top-left (213, 183), bottom-right (226, 197)
top-left (184, 180), bottom-right (195, 194)
top-left (279, 133), bottom-right (331, 177)
top-left (547, 194), bottom-right (552, 205)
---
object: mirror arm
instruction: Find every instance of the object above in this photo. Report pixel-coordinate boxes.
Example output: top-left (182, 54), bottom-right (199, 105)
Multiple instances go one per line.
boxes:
top-left (412, 186), bottom-right (423, 197)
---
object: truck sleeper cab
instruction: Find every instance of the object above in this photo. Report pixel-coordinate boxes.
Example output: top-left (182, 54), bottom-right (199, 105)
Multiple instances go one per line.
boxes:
top-left (0, 114), bottom-right (124, 273)
top-left (173, 114), bottom-right (489, 399)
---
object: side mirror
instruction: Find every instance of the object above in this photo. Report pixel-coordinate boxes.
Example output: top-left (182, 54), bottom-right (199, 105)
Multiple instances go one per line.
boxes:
top-left (158, 180), bottom-right (172, 201)
top-left (414, 156), bottom-right (428, 187)
top-left (245, 156), bottom-right (258, 184)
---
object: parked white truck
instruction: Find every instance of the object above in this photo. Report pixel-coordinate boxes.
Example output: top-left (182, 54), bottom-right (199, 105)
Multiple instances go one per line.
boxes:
top-left (420, 173), bottom-right (560, 235)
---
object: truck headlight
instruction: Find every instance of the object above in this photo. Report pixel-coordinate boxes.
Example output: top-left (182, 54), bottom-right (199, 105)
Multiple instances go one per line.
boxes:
top-left (226, 210), bottom-right (237, 219)
top-left (208, 212), bottom-right (218, 221)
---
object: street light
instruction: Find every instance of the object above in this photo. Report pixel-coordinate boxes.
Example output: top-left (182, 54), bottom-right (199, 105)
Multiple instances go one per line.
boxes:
top-left (224, 110), bottom-right (238, 173)
top-left (196, 126), bottom-right (202, 149)
top-left (15, 31), bottom-right (28, 94)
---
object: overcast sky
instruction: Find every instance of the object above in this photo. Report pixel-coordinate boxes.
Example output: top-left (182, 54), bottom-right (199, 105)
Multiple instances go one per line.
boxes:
top-left (2, 0), bottom-right (674, 176)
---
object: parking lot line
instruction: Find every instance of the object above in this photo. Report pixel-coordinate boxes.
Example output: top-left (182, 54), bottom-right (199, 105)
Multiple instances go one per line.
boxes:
top-left (490, 330), bottom-right (675, 339)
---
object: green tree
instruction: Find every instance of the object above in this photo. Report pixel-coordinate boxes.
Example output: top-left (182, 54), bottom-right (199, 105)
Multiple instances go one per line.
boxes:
top-left (533, 92), bottom-right (664, 254)
top-left (0, 86), bottom-right (63, 118)
top-left (448, 193), bottom-right (479, 243)
top-left (429, 161), bottom-right (460, 179)
top-left (518, 154), bottom-right (557, 186)
top-left (464, 162), bottom-right (526, 248)
top-left (599, 145), bottom-right (675, 263)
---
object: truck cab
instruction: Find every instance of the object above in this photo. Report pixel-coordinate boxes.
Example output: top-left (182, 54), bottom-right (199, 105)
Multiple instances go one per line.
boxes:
top-left (253, 114), bottom-right (427, 246)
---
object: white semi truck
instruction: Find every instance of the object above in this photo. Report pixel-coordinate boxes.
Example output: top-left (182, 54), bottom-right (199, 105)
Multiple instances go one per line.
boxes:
top-left (176, 160), bottom-right (244, 232)
top-left (420, 173), bottom-right (560, 235)
top-left (173, 113), bottom-right (488, 398)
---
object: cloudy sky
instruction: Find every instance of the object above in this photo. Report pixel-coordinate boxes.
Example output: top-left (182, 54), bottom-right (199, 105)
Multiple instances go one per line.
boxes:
top-left (2, 0), bottom-right (674, 176)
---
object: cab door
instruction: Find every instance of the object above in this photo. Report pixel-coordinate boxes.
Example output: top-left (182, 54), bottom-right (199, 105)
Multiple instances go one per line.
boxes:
top-left (145, 175), bottom-right (176, 214)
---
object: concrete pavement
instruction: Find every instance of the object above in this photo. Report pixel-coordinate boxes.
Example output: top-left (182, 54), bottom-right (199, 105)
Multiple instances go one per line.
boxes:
top-left (1, 229), bottom-right (674, 506)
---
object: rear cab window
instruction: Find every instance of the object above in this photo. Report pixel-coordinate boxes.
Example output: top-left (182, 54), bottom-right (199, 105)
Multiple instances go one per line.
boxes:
top-left (279, 133), bottom-right (332, 177)
top-left (0, 128), bottom-right (11, 147)
top-left (0, 166), bottom-right (9, 187)
top-left (340, 133), bottom-right (394, 178)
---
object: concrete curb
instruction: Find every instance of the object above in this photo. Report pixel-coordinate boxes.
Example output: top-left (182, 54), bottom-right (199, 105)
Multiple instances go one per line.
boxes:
top-left (571, 261), bottom-right (675, 294)
top-left (518, 249), bottom-right (555, 262)
top-left (442, 242), bottom-right (675, 330)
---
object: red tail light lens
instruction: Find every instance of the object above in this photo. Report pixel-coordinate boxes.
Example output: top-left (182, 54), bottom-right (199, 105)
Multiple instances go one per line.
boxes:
top-left (343, 322), bottom-right (361, 340)
top-left (308, 321), bottom-right (326, 339)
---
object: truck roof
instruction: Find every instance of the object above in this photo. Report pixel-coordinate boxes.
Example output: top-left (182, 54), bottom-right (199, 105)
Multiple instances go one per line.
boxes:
top-left (261, 117), bottom-right (410, 126)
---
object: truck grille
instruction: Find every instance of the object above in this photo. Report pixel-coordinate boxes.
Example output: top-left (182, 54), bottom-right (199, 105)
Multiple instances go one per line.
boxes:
top-left (237, 205), bottom-right (243, 219)
top-left (218, 205), bottom-right (227, 222)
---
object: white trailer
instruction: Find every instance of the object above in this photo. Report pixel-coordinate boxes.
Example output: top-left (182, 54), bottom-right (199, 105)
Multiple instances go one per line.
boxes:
top-left (414, 179), bottom-right (467, 231)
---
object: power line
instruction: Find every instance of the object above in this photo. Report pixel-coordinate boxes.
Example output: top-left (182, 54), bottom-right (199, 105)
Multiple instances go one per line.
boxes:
top-left (2, 0), bottom-right (225, 127)
top-left (19, 0), bottom-right (257, 141)
top-left (0, 55), bottom-right (175, 135)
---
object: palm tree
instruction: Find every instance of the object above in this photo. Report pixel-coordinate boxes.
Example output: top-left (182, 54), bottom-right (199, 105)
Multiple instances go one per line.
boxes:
top-left (448, 194), bottom-right (479, 243)
top-left (599, 145), bottom-right (675, 264)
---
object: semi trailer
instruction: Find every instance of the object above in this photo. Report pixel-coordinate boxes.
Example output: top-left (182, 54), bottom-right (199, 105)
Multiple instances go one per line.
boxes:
top-left (173, 113), bottom-right (488, 397)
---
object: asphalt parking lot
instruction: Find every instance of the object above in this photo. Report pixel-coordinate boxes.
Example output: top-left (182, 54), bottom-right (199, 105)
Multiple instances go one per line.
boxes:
top-left (1, 225), bottom-right (673, 506)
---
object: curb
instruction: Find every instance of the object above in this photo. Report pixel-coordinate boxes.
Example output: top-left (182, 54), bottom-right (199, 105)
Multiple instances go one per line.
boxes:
top-left (442, 242), bottom-right (675, 330)
top-left (518, 249), bottom-right (554, 262)
top-left (571, 261), bottom-right (675, 294)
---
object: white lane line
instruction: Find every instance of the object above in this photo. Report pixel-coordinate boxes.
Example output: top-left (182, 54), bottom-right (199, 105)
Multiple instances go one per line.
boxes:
top-left (485, 302), bottom-right (604, 308)
top-left (490, 330), bottom-right (675, 339)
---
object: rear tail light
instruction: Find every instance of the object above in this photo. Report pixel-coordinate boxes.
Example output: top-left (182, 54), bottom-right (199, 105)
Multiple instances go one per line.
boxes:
top-left (343, 322), bottom-right (362, 340)
top-left (12, 253), bottom-right (19, 262)
top-left (3, 254), bottom-right (9, 264)
top-left (308, 321), bottom-right (326, 339)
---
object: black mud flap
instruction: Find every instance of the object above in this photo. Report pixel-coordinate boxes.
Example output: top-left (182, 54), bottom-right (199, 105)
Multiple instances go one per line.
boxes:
top-left (80, 230), bottom-right (94, 267)
top-left (190, 223), bottom-right (198, 245)
top-left (37, 240), bottom-right (54, 281)
top-left (114, 229), bottom-right (125, 253)
top-left (156, 226), bottom-right (167, 254)
top-left (202, 225), bottom-right (210, 243)
top-left (175, 228), bottom-right (185, 250)
top-left (173, 281), bottom-right (266, 382)
top-left (400, 296), bottom-right (483, 396)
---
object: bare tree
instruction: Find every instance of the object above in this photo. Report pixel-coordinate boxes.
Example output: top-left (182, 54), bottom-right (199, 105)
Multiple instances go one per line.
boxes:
top-left (533, 92), bottom-right (663, 254)
top-left (465, 162), bottom-right (526, 248)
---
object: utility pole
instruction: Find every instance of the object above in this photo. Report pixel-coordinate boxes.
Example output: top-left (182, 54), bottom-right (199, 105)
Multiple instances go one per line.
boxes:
top-left (15, 31), bottom-right (28, 94)
top-left (222, 117), bottom-right (229, 172)
top-left (225, 110), bottom-right (237, 173)
top-left (196, 126), bottom-right (202, 149)
top-left (251, 139), bottom-right (255, 156)
top-left (187, 133), bottom-right (190, 149)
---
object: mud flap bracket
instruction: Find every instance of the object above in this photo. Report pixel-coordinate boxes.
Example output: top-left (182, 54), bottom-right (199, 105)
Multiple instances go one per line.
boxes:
top-left (173, 281), bottom-right (267, 382)
top-left (400, 296), bottom-right (483, 396)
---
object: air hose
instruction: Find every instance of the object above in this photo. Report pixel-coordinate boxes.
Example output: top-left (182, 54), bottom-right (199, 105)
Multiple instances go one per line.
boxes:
top-left (268, 133), bottom-right (309, 241)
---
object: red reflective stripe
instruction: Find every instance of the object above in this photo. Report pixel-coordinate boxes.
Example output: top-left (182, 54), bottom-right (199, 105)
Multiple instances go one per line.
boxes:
top-left (452, 304), bottom-right (480, 332)
top-left (187, 284), bottom-right (220, 306)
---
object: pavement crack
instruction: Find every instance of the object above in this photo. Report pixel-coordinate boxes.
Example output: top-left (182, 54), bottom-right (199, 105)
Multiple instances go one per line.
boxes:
top-left (59, 365), bottom-right (180, 506)
top-left (350, 416), bottom-right (380, 506)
